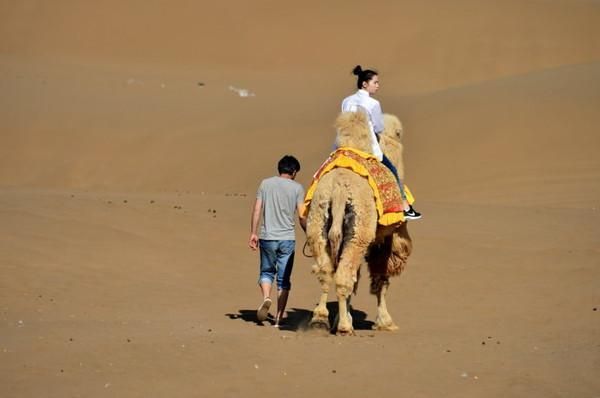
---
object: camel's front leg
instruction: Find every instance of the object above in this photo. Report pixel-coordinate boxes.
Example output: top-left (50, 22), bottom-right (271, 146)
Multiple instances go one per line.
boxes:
top-left (373, 277), bottom-right (398, 331)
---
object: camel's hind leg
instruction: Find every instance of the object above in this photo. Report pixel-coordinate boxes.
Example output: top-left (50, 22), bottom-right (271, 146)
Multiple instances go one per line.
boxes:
top-left (308, 235), bottom-right (334, 330)
top-left (335, 245), bottom-right (368, 335)
top-left (372, 276), bottom-right (398, 331)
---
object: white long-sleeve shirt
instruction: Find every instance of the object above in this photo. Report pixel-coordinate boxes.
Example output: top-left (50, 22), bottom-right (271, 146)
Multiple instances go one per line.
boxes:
top-left (341, 89), bottom-right (384, 160)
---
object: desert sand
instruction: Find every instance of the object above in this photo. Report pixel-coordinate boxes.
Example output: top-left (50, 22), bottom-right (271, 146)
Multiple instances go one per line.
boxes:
top-left (1, 1), bottom-right (599, 397)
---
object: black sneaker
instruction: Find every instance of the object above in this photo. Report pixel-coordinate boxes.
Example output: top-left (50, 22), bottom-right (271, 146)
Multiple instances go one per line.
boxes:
top-left (404, 205), bottom-right (422, 220)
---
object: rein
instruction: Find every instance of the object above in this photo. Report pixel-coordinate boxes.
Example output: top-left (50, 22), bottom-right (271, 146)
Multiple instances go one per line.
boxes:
top-left (302, 241), bottom-right (313, 257)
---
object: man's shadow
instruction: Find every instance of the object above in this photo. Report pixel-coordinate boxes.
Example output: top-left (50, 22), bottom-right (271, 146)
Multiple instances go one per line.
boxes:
top-left (225, 302), bottom-right (375, 333)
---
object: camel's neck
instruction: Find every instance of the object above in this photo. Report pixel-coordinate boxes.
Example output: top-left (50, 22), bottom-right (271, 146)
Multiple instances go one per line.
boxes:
top-left (380, 137), bottom-right (405, 179)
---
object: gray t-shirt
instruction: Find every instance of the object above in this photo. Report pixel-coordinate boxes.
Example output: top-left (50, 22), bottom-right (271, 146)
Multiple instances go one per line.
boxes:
top-left (257, 176), bottom-right (305, 241)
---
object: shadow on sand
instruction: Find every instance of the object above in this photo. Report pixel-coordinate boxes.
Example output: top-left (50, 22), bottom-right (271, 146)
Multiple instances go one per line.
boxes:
top-left (226, 301), bottom-right (375, 333)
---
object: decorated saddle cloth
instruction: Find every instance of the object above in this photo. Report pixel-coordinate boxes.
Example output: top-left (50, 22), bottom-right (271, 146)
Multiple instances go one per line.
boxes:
top-left (303, 147), bottom-right (415, 226)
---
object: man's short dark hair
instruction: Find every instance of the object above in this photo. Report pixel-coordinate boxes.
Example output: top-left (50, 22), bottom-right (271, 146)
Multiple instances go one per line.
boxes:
top-left (278, 155), bottom-right (301, 175)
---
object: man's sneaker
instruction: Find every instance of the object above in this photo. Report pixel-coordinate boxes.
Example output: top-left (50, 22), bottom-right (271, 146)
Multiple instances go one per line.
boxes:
top-left (404, 205), bottom-right (422, 220)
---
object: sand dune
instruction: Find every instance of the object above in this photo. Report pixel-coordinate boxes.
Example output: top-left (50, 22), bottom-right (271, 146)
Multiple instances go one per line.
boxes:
top-left (2, 0), bottom-right (600, 90)
top-left (2, 0), bottom-right (600, 193)
top-left (393, 61), bottom-right (600, 207)
top-left (1, 1), bottom-right (600, 397)
top-left (2, 57), bottom-right (599, 203)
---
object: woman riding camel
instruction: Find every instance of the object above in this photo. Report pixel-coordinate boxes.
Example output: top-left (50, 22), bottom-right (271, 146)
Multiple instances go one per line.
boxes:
top-left (341, 65), bottom-right (422, 220)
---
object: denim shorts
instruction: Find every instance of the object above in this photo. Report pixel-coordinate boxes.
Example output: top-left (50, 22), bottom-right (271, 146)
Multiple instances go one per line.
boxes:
top-left (258, 239), bottom-right (295, 290)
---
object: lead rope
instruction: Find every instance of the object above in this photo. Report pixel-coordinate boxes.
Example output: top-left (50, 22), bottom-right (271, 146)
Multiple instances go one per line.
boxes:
top-left (302, 241), bottom-right (313, 257)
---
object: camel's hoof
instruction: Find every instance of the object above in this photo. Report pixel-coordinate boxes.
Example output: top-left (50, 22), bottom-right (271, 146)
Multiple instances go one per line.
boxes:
top-left (373, 323), bottom-right (399, 332)
top-left (335, 328), bottom-right (355, 336)
top-left (309, 318), bottom-right (331, 331)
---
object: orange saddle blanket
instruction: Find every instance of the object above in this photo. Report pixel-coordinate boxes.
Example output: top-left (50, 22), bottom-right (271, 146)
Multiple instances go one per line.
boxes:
top-left (303, 147), bottom-right (415, 226)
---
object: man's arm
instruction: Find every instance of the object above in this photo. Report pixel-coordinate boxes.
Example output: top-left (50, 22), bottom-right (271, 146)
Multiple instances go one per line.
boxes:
top-left (297, 203), bottom-right (307, 233)
top-left (248, 198), bottom-right (262, 250)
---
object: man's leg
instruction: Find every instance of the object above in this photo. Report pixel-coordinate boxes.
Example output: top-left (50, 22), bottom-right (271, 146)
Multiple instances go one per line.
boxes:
top-left (259, 282), bottom-right (271, 300)
top-left (275, 289), bottom-right (289, 326)
top-left (275, 240), bottom-right (296, 326)
top-left (257, 283), bottom-right (272, 322)
top-left (257, 240), bottom-right (277, 321)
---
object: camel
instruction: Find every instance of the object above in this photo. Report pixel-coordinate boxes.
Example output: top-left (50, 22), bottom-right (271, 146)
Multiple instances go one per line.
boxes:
top-left (305, 111), bottom-right (413, 335)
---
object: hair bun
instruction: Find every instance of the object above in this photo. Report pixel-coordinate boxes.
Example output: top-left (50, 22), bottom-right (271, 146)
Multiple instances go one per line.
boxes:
top-left (352, 65), bottom-right (363, 76)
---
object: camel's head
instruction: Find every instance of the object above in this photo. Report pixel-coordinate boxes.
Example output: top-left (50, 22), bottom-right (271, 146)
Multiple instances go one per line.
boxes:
top-left (381, 114), bottom-right (404, 142)
top-left (334, 110), bottom-right (373, 154)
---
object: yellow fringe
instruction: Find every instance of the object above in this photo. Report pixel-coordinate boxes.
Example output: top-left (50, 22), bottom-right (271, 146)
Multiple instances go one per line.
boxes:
top-left (304, 147), bottom-right (415, 226)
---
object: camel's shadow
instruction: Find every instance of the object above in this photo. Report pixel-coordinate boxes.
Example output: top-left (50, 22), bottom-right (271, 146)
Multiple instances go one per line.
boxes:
top-left (226, 302), bottom-right (375, 333)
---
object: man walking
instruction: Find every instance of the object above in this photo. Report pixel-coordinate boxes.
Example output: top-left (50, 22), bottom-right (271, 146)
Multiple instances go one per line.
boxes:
top-left (248, 155), bottom-right (306, 327)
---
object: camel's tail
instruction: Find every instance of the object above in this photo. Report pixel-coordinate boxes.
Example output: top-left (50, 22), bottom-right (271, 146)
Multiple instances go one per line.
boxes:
top-left (328, 183), bottom-right (346, 268)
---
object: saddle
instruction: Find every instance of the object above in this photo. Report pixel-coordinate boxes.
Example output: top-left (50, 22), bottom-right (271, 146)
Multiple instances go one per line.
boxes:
top-left (303, 147), bottom-right (414, 226)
